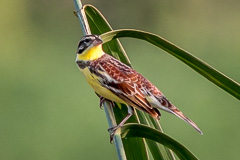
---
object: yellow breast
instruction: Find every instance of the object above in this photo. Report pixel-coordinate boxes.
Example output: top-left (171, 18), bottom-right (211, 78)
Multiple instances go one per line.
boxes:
top-left (81, 67), bottom-right (125, 104)
top-left (76, 45), bottom-right (104, 61)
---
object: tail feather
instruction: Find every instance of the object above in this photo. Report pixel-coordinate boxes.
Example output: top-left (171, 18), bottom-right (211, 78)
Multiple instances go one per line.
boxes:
top-left (171, 109), bottom-right (203, 135)
top-left (146, 94), bottom-right (203, 134)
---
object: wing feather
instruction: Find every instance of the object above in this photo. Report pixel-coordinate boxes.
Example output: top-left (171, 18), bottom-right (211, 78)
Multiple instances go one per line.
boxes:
top-left (91, 54), bottom-right (160, 119)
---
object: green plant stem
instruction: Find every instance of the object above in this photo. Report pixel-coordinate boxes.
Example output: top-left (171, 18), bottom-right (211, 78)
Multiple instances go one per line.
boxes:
top-left (73, 1), bottom-right (127, 159)
top-left (73, 0), bottom-right (91, 35)
top-left (103, 101), bottom-right (127, 160)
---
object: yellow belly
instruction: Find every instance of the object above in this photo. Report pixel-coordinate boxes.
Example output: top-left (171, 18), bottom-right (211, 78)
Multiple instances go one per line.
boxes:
top-left (81, 68), bottom-right (125, 103)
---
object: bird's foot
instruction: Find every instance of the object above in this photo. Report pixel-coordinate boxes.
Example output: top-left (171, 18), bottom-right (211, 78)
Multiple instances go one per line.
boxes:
top-left (108, 126), bottom-right (120, 143)
top-left (99, 96), bottom-right (105, 109)
top-left (107, 106), bottom-right (134, 143)
top-left (99, 96), bottom-right (115, 109)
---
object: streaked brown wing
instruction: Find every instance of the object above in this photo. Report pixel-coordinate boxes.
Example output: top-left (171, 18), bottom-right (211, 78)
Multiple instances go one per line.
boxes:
top-left (108, 81), bottom-right (161, 118)
top-left (91, 54), bottom-right (160, 119)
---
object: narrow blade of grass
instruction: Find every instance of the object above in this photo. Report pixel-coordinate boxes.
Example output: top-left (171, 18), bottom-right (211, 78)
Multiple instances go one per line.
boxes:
top-left (121, 124), bottom-right (198, 160)
top-left (101, 29), bottom-right (240, 100)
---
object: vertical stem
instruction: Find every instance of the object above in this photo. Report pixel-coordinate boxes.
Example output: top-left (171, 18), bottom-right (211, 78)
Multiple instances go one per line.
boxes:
top-left (73, 0), bottom-right (91, 35)
top-left (73, 1), bottom-right (126, 160)
top-left (103, 102), bottom-right (127, 160)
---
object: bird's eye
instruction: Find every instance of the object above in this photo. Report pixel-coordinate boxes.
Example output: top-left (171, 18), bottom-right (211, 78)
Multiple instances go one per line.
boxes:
top-left (77, 36), bottom-right (93, 54)
top-left (77, 44), bottom-right (85, 54)
top-left (85, 38), bottom-right (90, 43)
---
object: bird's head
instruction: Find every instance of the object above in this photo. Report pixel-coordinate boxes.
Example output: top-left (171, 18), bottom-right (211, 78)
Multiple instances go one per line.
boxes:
top-left (76, 35), bottom-right (104, 61)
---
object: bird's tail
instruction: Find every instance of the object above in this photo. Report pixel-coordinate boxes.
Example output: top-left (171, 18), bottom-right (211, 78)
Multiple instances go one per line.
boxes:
top-left (170, 108), bottom-right (203, 135)
top-left (146, 94), bottom-right (203, 134)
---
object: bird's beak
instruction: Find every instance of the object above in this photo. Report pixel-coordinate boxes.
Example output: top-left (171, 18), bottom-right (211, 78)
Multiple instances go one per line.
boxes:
top-left (93, 38), bottom-right (103, 46)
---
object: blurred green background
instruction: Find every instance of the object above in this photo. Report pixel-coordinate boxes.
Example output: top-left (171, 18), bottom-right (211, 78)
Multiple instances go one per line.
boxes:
top-left (1, 0), bottom-right (240, 159)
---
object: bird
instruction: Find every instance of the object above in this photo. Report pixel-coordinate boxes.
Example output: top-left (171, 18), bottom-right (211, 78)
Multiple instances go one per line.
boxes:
top-left (75, 34), bottom-right (203, 142)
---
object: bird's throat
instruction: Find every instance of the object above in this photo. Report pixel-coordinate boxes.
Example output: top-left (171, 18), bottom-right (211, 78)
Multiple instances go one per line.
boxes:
top-left (76, 45), bottom-right (104, 61)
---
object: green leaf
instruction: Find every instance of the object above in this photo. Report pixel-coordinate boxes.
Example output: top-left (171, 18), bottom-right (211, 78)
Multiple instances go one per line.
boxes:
top-left (137, 112), bottom-right (175, 160)
top-left (101, 29), bottom-right (240, 100)
top-left (121, 124), bottom-right (198, 160)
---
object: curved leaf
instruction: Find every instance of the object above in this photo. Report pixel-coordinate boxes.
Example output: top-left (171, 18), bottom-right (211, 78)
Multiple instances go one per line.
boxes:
top-left (121, 124), bottom-right (198, 160)
top-left (101, 29), bottom-right (240, 100)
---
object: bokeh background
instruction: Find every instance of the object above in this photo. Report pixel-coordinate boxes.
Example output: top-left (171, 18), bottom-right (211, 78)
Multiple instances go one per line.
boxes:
top-left (1, 0), bottom-right (240, 159)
